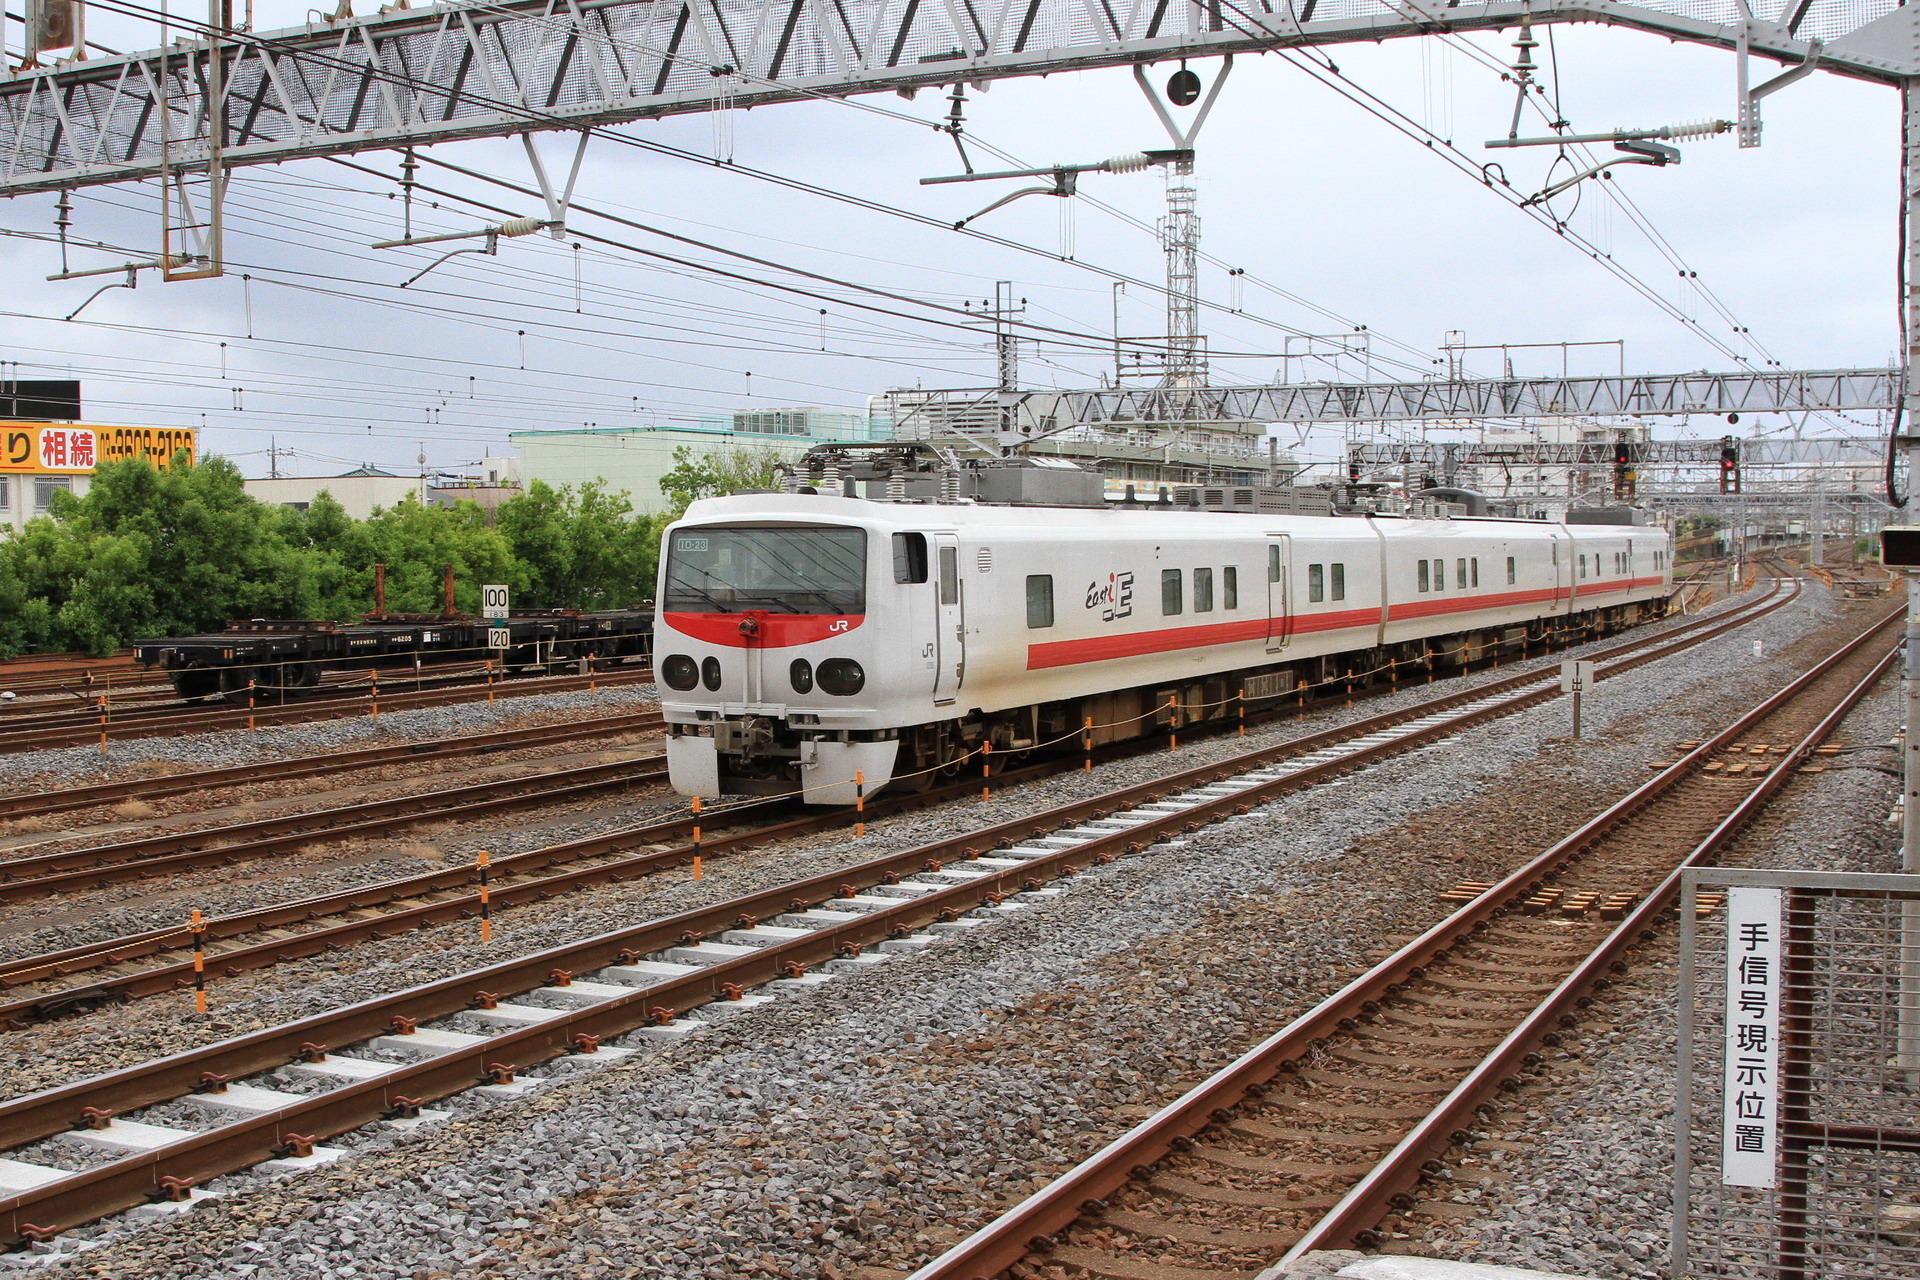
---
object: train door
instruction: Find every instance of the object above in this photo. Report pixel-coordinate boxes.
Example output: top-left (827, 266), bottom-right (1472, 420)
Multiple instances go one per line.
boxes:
top-left (1266, 534), bottom-right (1293, 652)
top-left (932, 533), bottom-right (965, 704)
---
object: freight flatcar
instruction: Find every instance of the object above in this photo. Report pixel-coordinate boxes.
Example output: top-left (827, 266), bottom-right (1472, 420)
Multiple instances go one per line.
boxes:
top-left (653, 456), bottom-right (1670, 803)
top-left (134, 609), bottom-right (653, 702)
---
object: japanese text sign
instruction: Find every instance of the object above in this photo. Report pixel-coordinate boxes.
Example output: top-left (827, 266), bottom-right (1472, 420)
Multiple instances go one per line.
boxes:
top-left (1722, 886), bottom-right (1783, 1188)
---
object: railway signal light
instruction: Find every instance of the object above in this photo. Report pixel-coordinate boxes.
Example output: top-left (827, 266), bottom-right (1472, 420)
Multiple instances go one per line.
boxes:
top-left (1719, 437), bottom-right (1742, 494)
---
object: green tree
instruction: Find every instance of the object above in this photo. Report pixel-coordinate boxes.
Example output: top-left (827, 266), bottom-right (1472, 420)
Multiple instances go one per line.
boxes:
top-left (354, 496), bottom-right (517, 615)
top-left (499, 479), bottom-right (660, 609)
top-left (3, 456), bottom-right (310, 653)
top-left (658, 444), bottom-right (785, 517)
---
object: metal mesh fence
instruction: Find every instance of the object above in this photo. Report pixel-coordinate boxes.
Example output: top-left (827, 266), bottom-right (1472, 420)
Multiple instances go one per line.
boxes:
top-left (1678, 868), bottom-right (1920, 1279)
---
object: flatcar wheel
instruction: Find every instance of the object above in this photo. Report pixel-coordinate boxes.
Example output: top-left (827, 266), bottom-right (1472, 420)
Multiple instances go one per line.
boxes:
top-left (169, 668), bottom-right (222, 703)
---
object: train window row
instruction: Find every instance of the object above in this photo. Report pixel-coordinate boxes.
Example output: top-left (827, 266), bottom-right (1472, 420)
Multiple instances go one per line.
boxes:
top-left (1416, 557), bottom-right (1482, 592)
top-left (1159, 566), bottom-right (1242, 617)
top-left (1306, 563), bottom-right (1347, 603)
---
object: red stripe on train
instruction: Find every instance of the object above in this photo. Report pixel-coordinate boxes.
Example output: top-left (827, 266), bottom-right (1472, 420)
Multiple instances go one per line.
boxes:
top-left (662, 612), bottom-right (864, 648)
top-left (1027, 578), bottom-right (1668, 670)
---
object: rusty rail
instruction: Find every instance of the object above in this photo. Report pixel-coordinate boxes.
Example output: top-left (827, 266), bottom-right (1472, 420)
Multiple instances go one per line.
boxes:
top-left (904, 600), bottom-right (1897, 1280)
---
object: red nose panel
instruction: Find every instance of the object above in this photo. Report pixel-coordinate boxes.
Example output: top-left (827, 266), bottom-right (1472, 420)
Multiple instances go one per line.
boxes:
top-left (663, 612), bottom-right (865, 648)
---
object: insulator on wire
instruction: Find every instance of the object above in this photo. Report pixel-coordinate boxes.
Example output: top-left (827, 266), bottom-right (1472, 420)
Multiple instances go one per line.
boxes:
top-left (1105, 153), bottom-right (1153, 174)
top-left (495, 217), bottom-right (545, 238)
top-left (1663, 119), bottom-right (1732, 141)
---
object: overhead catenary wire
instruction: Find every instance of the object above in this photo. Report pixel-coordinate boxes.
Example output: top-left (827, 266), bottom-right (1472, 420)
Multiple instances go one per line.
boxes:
top-left (57, 0), bottom-right (1429, 371)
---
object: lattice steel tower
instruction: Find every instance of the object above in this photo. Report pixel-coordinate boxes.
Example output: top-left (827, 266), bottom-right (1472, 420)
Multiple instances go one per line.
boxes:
top-left (1159, 157), bottom-right (1205, 389)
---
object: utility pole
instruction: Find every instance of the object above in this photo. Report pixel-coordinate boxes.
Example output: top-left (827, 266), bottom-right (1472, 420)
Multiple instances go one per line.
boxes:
top-left (1894, 78), bottom-right (1920, 1071)
top-left (991, 281), bottom-right (1021, 393)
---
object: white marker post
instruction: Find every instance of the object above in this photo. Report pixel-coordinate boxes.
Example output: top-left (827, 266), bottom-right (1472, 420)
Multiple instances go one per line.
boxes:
top-left (483, 583), bottom-right (510, 654)
top-left (1560, 659), bottom-right (1595, 739)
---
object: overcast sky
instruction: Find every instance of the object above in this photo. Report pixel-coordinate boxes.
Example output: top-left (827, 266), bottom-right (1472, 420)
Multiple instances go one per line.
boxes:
top-left (0, 6), bottom-right (1898, 484)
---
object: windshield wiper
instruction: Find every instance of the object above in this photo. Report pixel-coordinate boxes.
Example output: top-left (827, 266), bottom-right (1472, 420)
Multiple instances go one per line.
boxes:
top-left (666, 584), bottom-right (732, 613)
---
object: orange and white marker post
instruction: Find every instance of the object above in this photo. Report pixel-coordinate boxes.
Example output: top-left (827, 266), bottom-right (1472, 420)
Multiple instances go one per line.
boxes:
top-left (981, 742), bottom-right (992, 802)
top-left (1083, 716), bottom-right (1094, 772)
top-left (190, 909), bottom-right (208, 1013)
top-left (476, 851), bottom-right (492, 942)
top-left (691, 797), bottom-right (703, 879)
top-left (854, 771), bottom-right (866, 838)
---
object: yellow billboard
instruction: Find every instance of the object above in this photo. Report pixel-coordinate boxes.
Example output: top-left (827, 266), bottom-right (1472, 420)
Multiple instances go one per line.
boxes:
top-left (0, 423), bottom-right (197, 474)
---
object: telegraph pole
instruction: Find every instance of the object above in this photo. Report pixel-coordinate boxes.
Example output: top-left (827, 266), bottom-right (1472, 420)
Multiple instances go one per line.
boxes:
top-left (1901, 79), bottom-right (1920, 879)
top-left (1896, 79), bottom-right (1920, 1070)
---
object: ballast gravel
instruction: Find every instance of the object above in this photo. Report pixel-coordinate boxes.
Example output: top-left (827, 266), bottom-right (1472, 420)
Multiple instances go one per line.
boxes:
top-left (1386, 667), bottom-right (1906, 1280)
top-left (0, 685), bottom-right (659, 791)
top-left (0, 590), bottom-right (1799, 1094)
top-left (8, 584), bottom-right (1881, 1280)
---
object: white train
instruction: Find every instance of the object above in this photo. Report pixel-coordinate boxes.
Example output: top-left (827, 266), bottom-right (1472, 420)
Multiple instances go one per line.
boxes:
top-left (655, 485), bottom-right (1671, 803)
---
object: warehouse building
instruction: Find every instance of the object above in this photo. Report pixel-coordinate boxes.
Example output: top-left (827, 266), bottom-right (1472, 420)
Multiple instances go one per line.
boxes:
top-left (510, 409), bottom-right (885, 515)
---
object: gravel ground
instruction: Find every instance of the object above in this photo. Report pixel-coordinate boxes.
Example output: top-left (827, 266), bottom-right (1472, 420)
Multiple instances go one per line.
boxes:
top-left (5, 585), bottom-right (1876, 1280)
top-left (0, 593), bottom-right (1791, 1094)
top-left (1381, 654), bottom-right (1905, 1279)
top-left (0, 685), bottom-right (659, 791)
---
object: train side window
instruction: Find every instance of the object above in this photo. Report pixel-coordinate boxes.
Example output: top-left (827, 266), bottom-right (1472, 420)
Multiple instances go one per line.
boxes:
top-left (1268, 544), bottom-right (1281, 582)
top-left (1418, 560), bottom-right (1430, 592)
top-left (1507, 556), bottom-right (1517, 585)
top-left (1470, 558), bottom-right (1479, 588)
top-left (892, 533), bottom-right (928, 584)
top-left (1026, 575), bottom-right (1054, 629)
top-left (1223, 566), bottom-right (1238, 609)
top-left (1194, 567), bottom-right (1215, 612)
top-left (1455, 557), bottom-right (1467, 589)
top-left (1331, 563), bottom-right (1346, 601)
top-left (939, 547), bottom-right (960, 604)
top-left (1432, 558), bottom-right (1445, 590)
top-left (1162, 568), bottom-right (1183, 616)
top-left (1307, 564), bottom-right (1324, 603)
top-left (1579, 554), bottom-right (1587, 579)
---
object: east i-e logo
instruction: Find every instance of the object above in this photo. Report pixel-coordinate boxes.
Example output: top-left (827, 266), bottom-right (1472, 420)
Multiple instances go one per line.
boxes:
top-left (1086, 571), bottom-right (1134, 622)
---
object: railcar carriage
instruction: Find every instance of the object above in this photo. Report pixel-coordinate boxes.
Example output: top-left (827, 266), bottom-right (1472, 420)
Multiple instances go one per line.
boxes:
top-left (655, 460), bottom-right (1670, 803)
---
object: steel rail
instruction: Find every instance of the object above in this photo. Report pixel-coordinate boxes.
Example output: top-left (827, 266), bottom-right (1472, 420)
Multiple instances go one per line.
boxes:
top-left (0, 589), bottom-right (1796, 1244)
top-left (0, 663), bottom-right (509, 731)
top-left (902, 603), bottom-right (1899, 1280)
top-left (0, 755), bottom-right (672, 903)
top-left (0, 666), bottom-right (655, 753)
top-left (0, 710), bottom-right (665, 821)
top-left (1282, 623), bottom-right (1902, 1260)
top-left (0, 585), bottom-right (1789, 1019)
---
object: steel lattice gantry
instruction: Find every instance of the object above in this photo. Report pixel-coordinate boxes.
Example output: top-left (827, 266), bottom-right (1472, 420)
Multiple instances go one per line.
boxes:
top-left (1, 0), bottom-right (1919, 194)
top-left (1346, 436), bottom-right (1891, 470)
top-left (1037, 367), bottom-right (1898, 427)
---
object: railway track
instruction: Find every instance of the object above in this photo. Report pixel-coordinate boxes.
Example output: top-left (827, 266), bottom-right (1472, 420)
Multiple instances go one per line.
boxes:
top-left (0, 748), bottom-right (677, 906)
top-left (902, 606), bottom-right (1900, 1280)
top-left (0, 664), bottom-right (655, 754)
top-left (0, 709), bottom-right (665, 822)
top-left (0, 581), bottom-right (1792, 1028)
top-left (0, 582), bottom-right (1805, 1245)
top-left (0, 652), bottom-right (142, 696)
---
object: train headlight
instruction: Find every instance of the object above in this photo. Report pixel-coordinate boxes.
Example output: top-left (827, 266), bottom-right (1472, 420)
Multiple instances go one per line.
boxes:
top-left (816, 658), bottom-right (865, 695)
top-left (790, 658), bottom-right (814, 694)
top-left (701, 656), bottom-right (722, 691)
top-left (661, 654), bottom-right (698, 691)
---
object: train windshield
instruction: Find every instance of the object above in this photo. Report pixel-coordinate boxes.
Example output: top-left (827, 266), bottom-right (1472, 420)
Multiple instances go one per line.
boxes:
top-left (663, 526), bottom-right (867, 615)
